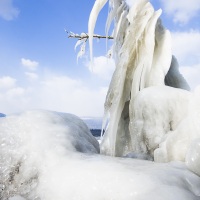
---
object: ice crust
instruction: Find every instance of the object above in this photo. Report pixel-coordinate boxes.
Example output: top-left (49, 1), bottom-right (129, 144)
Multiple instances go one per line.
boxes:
top-left (0, 110), bottom-right (200, 199)
top-left (0, 110), bottom-right (99, 199)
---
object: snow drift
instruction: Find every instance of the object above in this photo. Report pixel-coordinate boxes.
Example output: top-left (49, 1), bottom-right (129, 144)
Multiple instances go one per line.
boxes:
top-left (0, 110), bottom-right (200, 200)
top-left (0, 110), bottom-right (99, 199)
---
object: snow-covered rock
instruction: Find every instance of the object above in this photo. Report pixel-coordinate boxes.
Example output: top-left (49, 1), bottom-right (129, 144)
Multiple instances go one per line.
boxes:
top-left (0, 110), bottom-right (99, 199)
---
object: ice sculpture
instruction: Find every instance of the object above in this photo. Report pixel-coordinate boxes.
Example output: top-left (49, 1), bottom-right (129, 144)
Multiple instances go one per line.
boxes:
top-left (88, 0), bottom-right (200, 171)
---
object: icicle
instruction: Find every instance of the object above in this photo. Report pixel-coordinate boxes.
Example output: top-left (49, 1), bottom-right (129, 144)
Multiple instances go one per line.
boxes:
top-left (88, 0), bottom-right (108, 61)
top-left (101, 0), bottom-right (155, 156)
top-left (130, 8), bottom-right (162, 97)
top-left (105, 0), bottom-right (125, 39)
top-left (76, 39), bottom-right (87, 63)
top-left (105, 1), bottom-right (128, 56)
top-left (74, 39), bottom-right (85, 51)
top-left (112, 10), bottom-right (128, 60)
top-left (147, 18), bottom-right (172, 87)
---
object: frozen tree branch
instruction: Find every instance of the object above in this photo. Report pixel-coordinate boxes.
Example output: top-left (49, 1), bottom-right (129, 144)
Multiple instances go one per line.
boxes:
top-left (65, 30), bottom-right (114, 40)
top-left (65, 30), bottom-right (114, 61)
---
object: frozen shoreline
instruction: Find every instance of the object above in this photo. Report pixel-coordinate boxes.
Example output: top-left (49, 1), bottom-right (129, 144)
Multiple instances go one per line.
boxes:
top-left (0, 110), bottom-right (200, 200)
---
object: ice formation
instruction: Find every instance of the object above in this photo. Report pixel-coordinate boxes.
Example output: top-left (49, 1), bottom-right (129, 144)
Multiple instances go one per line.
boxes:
top-left (1, 0), bottom-right (200, 199)
top-left (88, 0), bottom-right (108, 61)
top-left (0, 110), bottom-right (200, 199)
top-left (0, 110), bottom-right (99, 199)
top-left (88, 0), bottom-right (200, 177)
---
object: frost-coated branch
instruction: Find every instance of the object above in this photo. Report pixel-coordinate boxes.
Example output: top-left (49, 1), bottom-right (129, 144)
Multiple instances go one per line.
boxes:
top-left (65, 30), bottom-right (114, 61)
top-left (66, 30), bottom-right (114, 40)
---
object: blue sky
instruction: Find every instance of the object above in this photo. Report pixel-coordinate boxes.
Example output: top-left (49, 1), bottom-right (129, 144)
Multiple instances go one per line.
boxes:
top-left (0, 0), bottom-right (200, 116)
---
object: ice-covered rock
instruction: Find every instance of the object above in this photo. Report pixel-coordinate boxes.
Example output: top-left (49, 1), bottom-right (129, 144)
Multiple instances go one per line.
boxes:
top-left (0, 110), bottom-right (99, 199)
top-left (165, 56), bottom-right (190, 91)
top-left (186, 138), bottom-right (200, 176)
top-left (131, 86), bottom-right (191, 156)
top-left (154, 87), bottom-right (200, 166)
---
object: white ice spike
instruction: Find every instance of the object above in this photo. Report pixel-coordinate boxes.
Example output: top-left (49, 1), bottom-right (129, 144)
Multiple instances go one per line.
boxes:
top-left (88, 0), bottom-right (108, 61)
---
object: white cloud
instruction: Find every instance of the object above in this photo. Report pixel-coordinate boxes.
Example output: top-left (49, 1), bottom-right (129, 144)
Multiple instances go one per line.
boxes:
top-left (0, 74), bottom-right (107, 117)
top-left (0, 0), bottom-right (19, 20)
top-left (171, 30), bottom-right (200, 90)
top-left (171, 30), bottom-right (200, 65)
top-left (160, 0), bottom-right (200, 24)
top-left (6, 87), bottom-right (25, 97)
top-left (21, 58), bottom-right (39, 71)
top-left (37, 76), bottom-right (107, 117)
top-left (87, 56), bottom-right (115, 80)
top-left (25, 72), bottom-right (39, 81)
top-left (180, 64), bottom-right (200, 90)
top-left (0, 76), bottom-right (16, 90)
top-left (0, 77), bottom-right (27, 113)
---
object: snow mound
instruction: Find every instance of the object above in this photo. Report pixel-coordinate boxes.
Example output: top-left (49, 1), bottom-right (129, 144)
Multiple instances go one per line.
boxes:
top-left (0, 110), bottom-right (99, 199)
top-left (0, 110), bottom-right (200, 199)
top-left (0, 111), bottom-right (200, 200)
